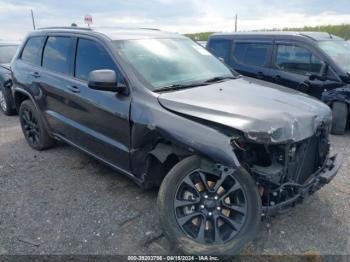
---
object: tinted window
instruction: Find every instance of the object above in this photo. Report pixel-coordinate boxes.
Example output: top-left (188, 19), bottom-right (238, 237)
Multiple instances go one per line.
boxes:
top-left (21, 37), bottom-right (44, 65)
top-left (75, 39), bottom-right (116, 81)
top-left (42, 37), bottom-right (73, 74)
top-left (0, 45), bottom-right (18, 64)
top-left (208, 39), bottom-right (231, 63)
top-left (233, 43), bottom-right (271, 66)
top-left (276, 45), bottom-right (323, 75)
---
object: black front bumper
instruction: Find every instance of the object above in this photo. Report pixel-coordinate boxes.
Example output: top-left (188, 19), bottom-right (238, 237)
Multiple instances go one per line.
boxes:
top-left (262, 153), bottom-right (343, 216)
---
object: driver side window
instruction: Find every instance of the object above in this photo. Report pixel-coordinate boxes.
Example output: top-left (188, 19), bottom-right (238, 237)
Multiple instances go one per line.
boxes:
top-left (276, 44), bottom-right (324, 75)
top-left (75, 38), bottom-right (124, 83)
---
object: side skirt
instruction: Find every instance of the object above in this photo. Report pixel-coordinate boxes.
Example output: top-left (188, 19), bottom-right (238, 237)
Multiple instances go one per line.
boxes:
top-left (52, 133), bottom-right (144, 187)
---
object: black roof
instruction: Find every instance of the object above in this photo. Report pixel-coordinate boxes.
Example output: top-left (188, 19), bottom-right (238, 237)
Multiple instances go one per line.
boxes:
top-left (210, 31), bottom-right (343, 41)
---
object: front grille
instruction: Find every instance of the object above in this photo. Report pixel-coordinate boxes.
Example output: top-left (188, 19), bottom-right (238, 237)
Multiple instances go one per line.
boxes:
top-left (287, 128), bottom-right (330, 184)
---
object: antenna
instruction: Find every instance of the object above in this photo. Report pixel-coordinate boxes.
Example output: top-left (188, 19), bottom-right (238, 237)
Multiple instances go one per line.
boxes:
top-left (235, 14), bottom-right (238, 32)
top-left (31, 9), bottom-right (36, 30)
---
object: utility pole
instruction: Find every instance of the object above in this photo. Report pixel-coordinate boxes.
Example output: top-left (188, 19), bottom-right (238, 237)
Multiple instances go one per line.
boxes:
top-left (31, 9), bottom-right (36, 30)
top-left (235, 14), bottom-right (238, 32)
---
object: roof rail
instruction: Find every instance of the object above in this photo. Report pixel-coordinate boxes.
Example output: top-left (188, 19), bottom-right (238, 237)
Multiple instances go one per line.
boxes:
top-left (139, 28), bottom-right (160, 31)
top-left (38, 27), bottom-right (92, 31)
top-left (299, 33), bottom-right (317, 41)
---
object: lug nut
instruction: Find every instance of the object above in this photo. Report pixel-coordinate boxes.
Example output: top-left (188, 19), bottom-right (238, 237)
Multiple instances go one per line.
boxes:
top-left (217, 207), bottom-right (221, 211)
top-left (200, 205), bottom-right (205, 209)
top-left (208, 212), bottom-right (212, 216)
top-left (204, 195), bottom-right (208, 199)
top-left (214, 196), bottom-right (219, 200)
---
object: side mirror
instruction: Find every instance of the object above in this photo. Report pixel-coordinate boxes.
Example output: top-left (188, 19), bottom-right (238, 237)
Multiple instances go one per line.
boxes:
top-left (88, 70), bottom-right (126, 93)
top-left (307, 63), bottom-right (328, 81)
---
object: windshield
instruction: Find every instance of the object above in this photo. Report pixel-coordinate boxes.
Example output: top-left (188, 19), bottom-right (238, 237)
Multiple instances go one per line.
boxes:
top-left (0, 45), bottom-right (18, 64)
top-left (112, 38), bottom-right (233, 91)
top-left (318, 40), bottom-right (350, 73)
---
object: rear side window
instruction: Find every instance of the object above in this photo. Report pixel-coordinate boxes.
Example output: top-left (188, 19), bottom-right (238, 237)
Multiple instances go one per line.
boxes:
top-left (208, 39), bottom-right (231, 63)
top-left (75, 39), bottom-right (116, 81)
top-left (276, 45), bottom-right (323, 75)
top-left (21, 37), bottom-right (45, 65)
top-left (233, 43), bottom-right (271, 66)
top-left (42, 36), bottom-right (74, 74)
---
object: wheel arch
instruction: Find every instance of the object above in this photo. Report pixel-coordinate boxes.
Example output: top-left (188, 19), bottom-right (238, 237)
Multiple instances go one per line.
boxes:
top-left (134, 125), bottom-right (242, 190)
top-left (13, 88), bottom-right (34, 111)
top-left (14, 88), bottom-right (52, 135)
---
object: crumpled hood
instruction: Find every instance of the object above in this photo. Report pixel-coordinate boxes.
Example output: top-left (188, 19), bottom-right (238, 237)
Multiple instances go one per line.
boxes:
top-left (158, 77), bottom-right (332, 143)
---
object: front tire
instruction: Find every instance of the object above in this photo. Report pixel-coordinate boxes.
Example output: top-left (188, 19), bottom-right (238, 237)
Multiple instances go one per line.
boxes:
top-left (19, 100), bottom-right (55, 151)
top-left (331, 102), bottom-right (348, 135)
top-left (157, 156), bottom-right (261, 256)
top-left (0, 84), bottom-right (16, 116)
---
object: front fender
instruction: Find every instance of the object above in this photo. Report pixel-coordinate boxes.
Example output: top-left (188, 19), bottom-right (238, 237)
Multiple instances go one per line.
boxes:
top-left (130, 94), bottom-right (241, 169)
top-left (322, 86), bottom-right (350, 105)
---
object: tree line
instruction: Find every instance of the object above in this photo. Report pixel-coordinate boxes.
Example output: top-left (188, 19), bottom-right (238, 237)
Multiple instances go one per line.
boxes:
top-left (186, 24), bottom-right (350, 41)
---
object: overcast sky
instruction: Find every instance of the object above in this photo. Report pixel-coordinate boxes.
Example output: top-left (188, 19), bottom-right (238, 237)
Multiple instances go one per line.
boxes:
top-left (1, 0), bottom-right (350, 40)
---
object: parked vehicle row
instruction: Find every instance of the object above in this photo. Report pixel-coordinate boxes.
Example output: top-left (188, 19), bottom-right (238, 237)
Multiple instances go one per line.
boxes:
top-left (0, 41), bottom-right (19, 115)
top-left (8, 27), bottom-right (342, 256)
top-left (207, 32), bottom-right (350, 134)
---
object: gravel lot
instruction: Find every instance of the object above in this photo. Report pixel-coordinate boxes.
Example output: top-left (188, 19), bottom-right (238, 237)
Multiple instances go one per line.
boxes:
top-left (0, 112), bottom-right (349, 256)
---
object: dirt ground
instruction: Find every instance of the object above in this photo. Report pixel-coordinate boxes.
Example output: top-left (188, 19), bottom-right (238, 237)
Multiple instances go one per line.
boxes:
top-left (0, 113), bottom-right (349, 256)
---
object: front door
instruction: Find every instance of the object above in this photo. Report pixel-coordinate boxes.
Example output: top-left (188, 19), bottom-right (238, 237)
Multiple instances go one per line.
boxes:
top-left (65, 37), bottom-right (131, 171)
top-left (271, 42), bottom-right (332, 99)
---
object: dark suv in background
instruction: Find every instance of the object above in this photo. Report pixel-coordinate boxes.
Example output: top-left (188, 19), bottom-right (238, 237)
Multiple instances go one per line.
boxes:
top-left (11, 27), bottom-right (342, 256)
top-left (207, 32), bottom-right (350, 134)
top-left (0, 41), bottom-right (19, 115)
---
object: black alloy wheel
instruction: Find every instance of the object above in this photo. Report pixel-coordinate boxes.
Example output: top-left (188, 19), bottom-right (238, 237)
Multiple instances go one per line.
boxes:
top-left (174, 167), bottom-right (247, 244)
top-left (0, 84), bottom-right (16, 115)
top-left (20, 107), bottom-right (40, 146)
top-left (158, 156), bottom-right (261, 256)
top-left (19, 100), bottom-right (55, 151)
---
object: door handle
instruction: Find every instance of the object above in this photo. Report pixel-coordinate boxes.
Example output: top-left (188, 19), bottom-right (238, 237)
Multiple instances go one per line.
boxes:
top-left (257, 72), bottom-right (264, 79)
top-left (31, 72), bottom-right (41, 78)
top-left (66, 85), bottom-right (80, 93)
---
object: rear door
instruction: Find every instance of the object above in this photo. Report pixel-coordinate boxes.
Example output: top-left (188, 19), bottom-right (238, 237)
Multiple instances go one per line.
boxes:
top-left (230, 40), bottom-right (274, 82)
top-left (271, 42), bottom-right (325, 97)
top-left (39, 35), bottom-right (77, 135)
top-left (11, 36), bottom-right (46, 105)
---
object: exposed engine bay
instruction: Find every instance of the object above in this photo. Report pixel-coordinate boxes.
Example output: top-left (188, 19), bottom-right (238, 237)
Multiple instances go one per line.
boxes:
top-left (232, 125), bottom-right (334, 215)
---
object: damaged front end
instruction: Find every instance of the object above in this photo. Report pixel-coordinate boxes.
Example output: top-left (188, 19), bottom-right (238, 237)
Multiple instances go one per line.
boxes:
top-left (232, 125), bottom-right (343, 216)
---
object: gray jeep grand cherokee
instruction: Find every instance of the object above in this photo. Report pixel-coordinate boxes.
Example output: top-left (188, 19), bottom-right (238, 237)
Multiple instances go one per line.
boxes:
top-left (11, 27), bottom-right (342, 255)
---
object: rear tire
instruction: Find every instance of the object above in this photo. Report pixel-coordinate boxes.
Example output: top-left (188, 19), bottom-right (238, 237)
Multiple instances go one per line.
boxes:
top-left (19, 100), bottom-right (55, 151)
top-left (157, 156), bottom-right (261, 256)
top-left (0, 84), bottom-right (16, 116)
top-left (331, 102), bottom-right (348, 135)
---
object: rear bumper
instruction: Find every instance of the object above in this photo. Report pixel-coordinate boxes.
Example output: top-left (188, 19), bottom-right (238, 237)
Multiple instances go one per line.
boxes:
top-left (262, 153), bottom-right (343, 216)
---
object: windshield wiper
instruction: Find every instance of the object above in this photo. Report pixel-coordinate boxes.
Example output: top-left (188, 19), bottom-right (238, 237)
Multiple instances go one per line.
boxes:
top-left (204, 76), bottom-right (236, 83)
top-left (154, 76), bottom-right (236, 93)
top-left (154, 83), bottom-right (207, 93)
